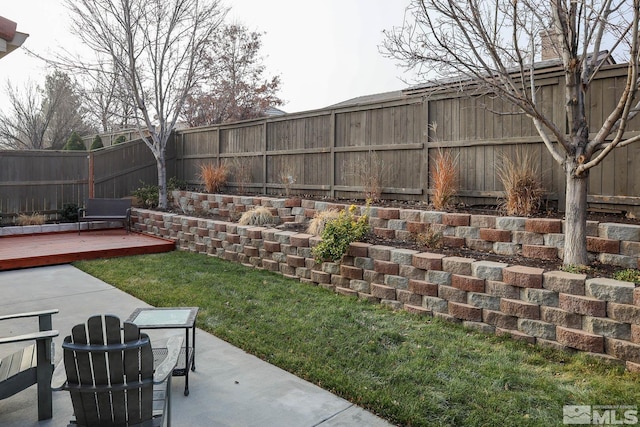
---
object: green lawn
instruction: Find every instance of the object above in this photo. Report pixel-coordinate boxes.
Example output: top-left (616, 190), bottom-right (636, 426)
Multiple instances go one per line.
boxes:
top-left (75, 251), bottom-right (640, 427)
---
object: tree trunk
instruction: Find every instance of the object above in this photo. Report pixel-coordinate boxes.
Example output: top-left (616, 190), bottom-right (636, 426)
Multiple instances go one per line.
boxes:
top-left (157, 155), bottom-right (167, 209)
top-left (562, 162), bottom-right (589, 266)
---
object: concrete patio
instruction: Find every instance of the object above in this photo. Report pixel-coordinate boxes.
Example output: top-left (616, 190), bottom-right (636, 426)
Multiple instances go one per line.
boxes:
top-left (0, 264), bottom-right (393, 426)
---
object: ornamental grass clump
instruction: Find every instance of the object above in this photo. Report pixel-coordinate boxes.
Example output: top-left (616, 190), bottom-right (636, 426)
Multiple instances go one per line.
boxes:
top-left (238, 206), bottom-right (274, 226)
top-left (430, 148), bottom-right (458, 210)
top-left (306, 210), bottom-right (340, 236)
top-left (497, 150), bottom-right (544, 216)
top-left (199, 163), bottom-right (228, 193)
top-left (312, 205), bottom-right (369, 262)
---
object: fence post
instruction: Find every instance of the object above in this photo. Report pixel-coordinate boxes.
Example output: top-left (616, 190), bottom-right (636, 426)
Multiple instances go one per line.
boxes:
top-left (88, 152), bottom-right (94, 198)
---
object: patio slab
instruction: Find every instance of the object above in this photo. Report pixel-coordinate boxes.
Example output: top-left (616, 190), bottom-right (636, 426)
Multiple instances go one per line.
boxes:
top-left (0, 265), bottom-right (392, 426)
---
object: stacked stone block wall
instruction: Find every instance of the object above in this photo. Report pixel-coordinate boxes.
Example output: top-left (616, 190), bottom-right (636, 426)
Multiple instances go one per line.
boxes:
top-left (132, 192), bottom-right (640, 370)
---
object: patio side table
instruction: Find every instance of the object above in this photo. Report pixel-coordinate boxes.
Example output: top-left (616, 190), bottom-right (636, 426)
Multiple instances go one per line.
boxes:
top-left (126, 307), bottom-right (199, 396)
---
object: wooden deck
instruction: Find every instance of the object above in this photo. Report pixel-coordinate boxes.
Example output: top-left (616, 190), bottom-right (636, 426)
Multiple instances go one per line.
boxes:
top-left (0, 229), bottom-right (175, 271)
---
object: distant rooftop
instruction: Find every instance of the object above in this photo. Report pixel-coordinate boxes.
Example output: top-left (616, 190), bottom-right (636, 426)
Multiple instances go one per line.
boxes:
top-left (0, 15), bottom-right (29, 61)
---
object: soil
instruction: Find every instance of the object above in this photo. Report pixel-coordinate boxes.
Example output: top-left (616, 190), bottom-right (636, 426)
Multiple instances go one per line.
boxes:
top-left (168, 193), bottom-right (640, 280)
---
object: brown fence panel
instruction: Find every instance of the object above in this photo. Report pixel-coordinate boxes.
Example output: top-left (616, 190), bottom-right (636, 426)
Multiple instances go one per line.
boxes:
top-left (0, 150), bottom-right (88, 223)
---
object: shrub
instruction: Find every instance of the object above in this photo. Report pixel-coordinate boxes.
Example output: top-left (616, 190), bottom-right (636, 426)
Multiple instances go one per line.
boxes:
top-left (17, 212), bottom-right (46, 226)
top-left (312, 205), bottom-right (370, 262)
top-left (342, 151), bottom-right (391, 202)
top-left (63, 131), bottom-right (86, 151)
top-left (613, 268), bottom-right (640, 283)
top-left (306, 210), bottom-right (340, 236)
top-left (133, 182), bottom-right (160, 209)
top-left (430, 148), bottom-right (458, 210)
top-left (199, 163), bottom-right (228, 193)
top-left (238, 207), bottom-right (274, 226)
top-left (90, 135), bottom-right (104, 150)
top-left (497, 150), bottom-right (544, 216)
top-left (60, 203), bottom-right (79, 222)
top-left (413, 224), bottom-right (443, 249)
top-left (114, 135), bottom-right (127, 144)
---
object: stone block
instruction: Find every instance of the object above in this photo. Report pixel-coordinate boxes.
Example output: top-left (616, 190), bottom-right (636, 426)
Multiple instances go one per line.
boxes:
top-left (421, 211), bottom-right (444, 224)
top-left (442, 236), bottom-right (465, 248)
top-left (500, 298), bottom-right (540, 319)
top-left (374, 227), bottom-right (396, 239)
top-left (598, 223), bottom-right (640, 242)
top-left (442, 213), bottom-right (470, 226)
top-left (483, 309), bottom-right (518, 329)
top-left (522, 245), bottom-right (558, 260)
top-left (348, 242), bottom-right (372, 257)
top-left (368, 245), bottom-right (394, 261)
top-left (598, 253), bottom-right (638, 269)
top-left (448, 301), bottom-right (483, 322)
top-left (540, 306), bottom-right (582, 329)
top-left (583, 317), bottom-right (631, 340)
top-left (587, 236), bottom-right (620, 254)
top-left (397, 289), bottom-right (422, 306)
top-left (422, 296), bottom-right (449, 313)
top-left (471, 261), bottom-right (508, 281)
top-left (585, 278), bottom-right (635, 304)
top-left (371, 283), bottom-right (397, 300)
top-left (340, 264), bottom-right (363, 280)
top-left (512, 231), bottom-right (544, 245)
top-left (399, 265), bottom-right (425, 280)
top-left (404, 305), bottom-right (432, 317)
top-left (426, 270), bottom-right (451, 285)
top-left (496, 328), bottom-right (536, 344)
top-left (399, 209), bottom-right (422, 221)
top-left (518, 319), bottom-right (556, 340)
top-left (412, 252), bottom-right (445, 270)
top-left (559, 293), bottom-right (606, 317)
top-left (409, 279), bottom-right (438, 297)
top-left (525, 218), bottom-right (562, 234)
top-left (467, 293), bottom-right (501, 311)
top-left (310, 270), bottom-right (331, 284)
top-left (544, 233), bottom-right (565, 248)
top-left (455, 226), bottom-right (480, 239)
top-left (503, 265), bottom-right (544, 289)
top-left (493, 242), bottom-right (521, 256)
top-left (354, 257), bottom-right (374, 271)
top-left (321, 262), bottom-right (341, 275)
top-left (451, 274), bottom-right (485, 292)
top-left (485, 280), bottom-right (520, 299)
top-left (607, 302), bottom-right (640, 324)
top-left (620, 240), bottom-right (640, 256)
top-left (442, 256), bottom-right (475, 276)
top-left (466, 239), bottom-right (494, 252)
top-left (376, 208), bottom-right (400, 220)
top-left (605, 338), bottom-right (640, 363)
top-left (495, 216), bottom-right (526, 231)
top-left (374, 259), bottom-right (399, 275)
top-left (470, 214), bottom-right (496, 229)
top-left (350, 279), bottom-right (370, 293)
top-left (543, 271), bottom-right (586, 295)
top-left (556, 327), bottom-right (604, 353)
top-left (384, 275), bottom-right (409, 290)
top-left (522, 288), bottom-right (559, 307)
top-left (480, 228), bottom-right (512, 242)
top-left (391, 248), bottom-right (419, 265)
top-left (438, 285), bottom-right (467, 303)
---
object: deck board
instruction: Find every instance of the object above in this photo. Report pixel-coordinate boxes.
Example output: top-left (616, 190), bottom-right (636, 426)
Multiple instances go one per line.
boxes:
top-left (0, 229), bottom-right (175, 271)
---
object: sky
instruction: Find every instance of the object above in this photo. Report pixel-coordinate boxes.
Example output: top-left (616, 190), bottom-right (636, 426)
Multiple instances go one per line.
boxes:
top-left (0, 0), bottom-right (417, 114)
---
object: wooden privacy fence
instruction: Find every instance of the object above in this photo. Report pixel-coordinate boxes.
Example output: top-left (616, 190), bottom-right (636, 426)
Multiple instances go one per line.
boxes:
top-left (1, 61), bottom-right (640, 223)
top-left (175, 62), bottom-right (640, 215)
top-left (0, 138), bottom-right (174, 224)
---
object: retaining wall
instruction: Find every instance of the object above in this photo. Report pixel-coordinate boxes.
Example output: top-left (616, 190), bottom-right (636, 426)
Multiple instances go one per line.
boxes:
top-left (131, 191), bottom-right (640, 371)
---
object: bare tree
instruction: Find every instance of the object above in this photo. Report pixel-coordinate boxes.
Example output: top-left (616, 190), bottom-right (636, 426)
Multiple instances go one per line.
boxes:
top-left (383, 0), bottom-right (640, 266)
top-left (63, 0), bottom-right (227, 208)
top-left (0, 71), bottom-right (88, 150)
top-left (182, 23), bottom-right (283, 127)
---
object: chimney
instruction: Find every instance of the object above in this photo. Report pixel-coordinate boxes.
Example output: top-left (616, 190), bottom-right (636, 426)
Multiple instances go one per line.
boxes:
top-left (540, 28), bottom-right (559, 61)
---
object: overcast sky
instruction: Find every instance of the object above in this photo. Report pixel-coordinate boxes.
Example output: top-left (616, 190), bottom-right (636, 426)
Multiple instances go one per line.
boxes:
top-left (0, 0), bottom-right (416, 114)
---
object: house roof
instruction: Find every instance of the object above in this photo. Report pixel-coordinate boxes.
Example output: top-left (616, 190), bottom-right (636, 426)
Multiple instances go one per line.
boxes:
top-left (0, 15), bottom-right (29, 61)
top-left (326, 90), bottom-right (405, 109)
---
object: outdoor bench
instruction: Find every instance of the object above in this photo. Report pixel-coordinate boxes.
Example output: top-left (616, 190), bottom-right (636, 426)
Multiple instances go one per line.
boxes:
top-left (78, 198), bottom-right (132, 233)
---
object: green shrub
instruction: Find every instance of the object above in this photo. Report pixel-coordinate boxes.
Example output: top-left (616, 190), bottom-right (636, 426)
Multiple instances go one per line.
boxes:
top-left (63, 131), bottom-right (86, 151)
top-left (59, 203), bottom-right (79, 222)
top-left (90, 135), bottom-right (104, 150)
top-left (312, 205), bottom-right (369, 262)
top-left (114, 135), bottom-right (126, 144)
top-left (133, 182), bottom-right (160, 208)
top-left (613, 269), bottom-right (640, 283)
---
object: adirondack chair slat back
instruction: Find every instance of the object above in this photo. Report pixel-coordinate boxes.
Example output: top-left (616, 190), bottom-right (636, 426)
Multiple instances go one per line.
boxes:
top-left (62, 315), bottom-right (155, 427)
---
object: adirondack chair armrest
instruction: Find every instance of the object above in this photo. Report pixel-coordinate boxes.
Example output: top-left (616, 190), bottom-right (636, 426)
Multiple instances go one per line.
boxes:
top-left (153, 335), bottom-right (183, 384)
top-left (0, 330), bottom-right (59, 345)
top-left (0, 309), bottom-right (59, 323)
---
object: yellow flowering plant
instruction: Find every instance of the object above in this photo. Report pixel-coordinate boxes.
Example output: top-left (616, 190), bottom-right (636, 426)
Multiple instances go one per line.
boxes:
top-left (312, 203), bottom-right (370, 262)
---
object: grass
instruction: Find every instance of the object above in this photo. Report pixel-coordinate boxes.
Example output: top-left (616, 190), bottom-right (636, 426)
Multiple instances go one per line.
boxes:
top-left (75, 251), bottom-right (640, 427)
